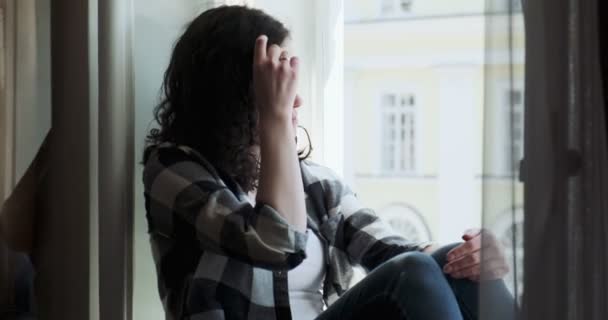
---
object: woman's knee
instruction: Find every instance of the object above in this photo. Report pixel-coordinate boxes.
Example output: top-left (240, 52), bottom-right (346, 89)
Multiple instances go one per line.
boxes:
top-left (383, 252), bottom-right (454, 296)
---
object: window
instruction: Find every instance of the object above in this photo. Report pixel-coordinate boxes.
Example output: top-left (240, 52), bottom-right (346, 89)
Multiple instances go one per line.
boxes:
top-left (380, 0), bottom-right (413, 17)
top-left (380, 92), bottom-right (417, 174)
top-left (506, 89), bottom-right (524, 174)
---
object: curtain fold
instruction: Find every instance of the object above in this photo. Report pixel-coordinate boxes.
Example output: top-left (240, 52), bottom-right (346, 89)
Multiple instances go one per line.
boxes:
top-left (98, 0), bottom-right (135, 319)
top-left (521, 0), bottom-right (608, 318)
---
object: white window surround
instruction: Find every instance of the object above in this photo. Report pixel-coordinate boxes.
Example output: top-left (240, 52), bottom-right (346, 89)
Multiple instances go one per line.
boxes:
top-left (313, 0), bottom-right (345, 177)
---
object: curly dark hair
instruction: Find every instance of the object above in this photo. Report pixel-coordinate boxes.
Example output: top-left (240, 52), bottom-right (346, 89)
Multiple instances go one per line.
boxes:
top-left (144, 5), bottom-right (311, 192)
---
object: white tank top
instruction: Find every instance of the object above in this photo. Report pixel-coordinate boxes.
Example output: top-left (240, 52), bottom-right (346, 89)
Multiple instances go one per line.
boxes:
top-left (288, 229), bottom-right (326, 320)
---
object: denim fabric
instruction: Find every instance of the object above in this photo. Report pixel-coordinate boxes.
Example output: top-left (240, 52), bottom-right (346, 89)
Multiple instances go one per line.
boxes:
top-left (315, 243), bottom-right (516, 320)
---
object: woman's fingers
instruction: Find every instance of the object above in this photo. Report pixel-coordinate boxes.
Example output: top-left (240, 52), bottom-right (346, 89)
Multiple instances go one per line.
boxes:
top-left (447, 254), bottom-right (510, 280)
top-left (252, 35), bottom-right (299, 124)
top-left (267, 44), bottom-right (282, 63)
top-left (462, 228), bottom-right (482, 241)
top-left (290, 56), bottom-right (299, 72)
top-left (254, 35), bottom-right (268, 64)
top-left (443, 250), bottom-right (481, 273)
top-left (443, 229), bottom-right (510, 281)
top-left (444, 244), bottom-right (505, 272)
top-left (450, 259), bottom-right (508, 280)
top-left (447, 235), bottom-right (481, 262)
top-left (451, 264), bottom-right (480, 279)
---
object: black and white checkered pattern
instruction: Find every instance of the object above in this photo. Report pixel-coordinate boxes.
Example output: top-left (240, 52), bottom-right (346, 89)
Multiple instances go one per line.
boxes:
top-left (143, 143), bottom-right (427, 319)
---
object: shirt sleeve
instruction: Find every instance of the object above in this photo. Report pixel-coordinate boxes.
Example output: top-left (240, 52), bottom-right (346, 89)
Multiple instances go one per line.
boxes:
top-left (143, 146), bottom-right (308, 270)
top-left (316, 167), bottom-right (429, 272)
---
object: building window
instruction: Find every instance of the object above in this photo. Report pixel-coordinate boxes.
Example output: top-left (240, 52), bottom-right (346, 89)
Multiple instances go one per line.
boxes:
top-left (380, 0), bottom-right (413, 16)
top-left (506, 89), bottom-right (524, 174)
top-left (380, 92), bottom-right (417, 174)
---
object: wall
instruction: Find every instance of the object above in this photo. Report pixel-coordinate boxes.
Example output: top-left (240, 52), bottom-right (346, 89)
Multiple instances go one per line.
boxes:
top-left (132, 2), bottom-right (205, 318)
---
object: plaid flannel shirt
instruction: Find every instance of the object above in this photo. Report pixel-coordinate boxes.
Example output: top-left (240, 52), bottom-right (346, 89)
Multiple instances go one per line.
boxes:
top-left (143, 143), bottom-right (428, 320)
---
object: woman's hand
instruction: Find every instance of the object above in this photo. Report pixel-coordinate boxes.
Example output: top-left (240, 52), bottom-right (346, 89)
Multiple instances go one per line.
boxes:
top-left (252, 35), bottom-right (307, 233)
top-left (442, 229), bottom-right (510, 282)
top-left (252, 35), bottom-right (299, 127)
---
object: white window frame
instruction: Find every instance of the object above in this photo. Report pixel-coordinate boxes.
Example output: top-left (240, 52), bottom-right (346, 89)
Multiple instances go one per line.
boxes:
top-left (315, 0), bottom-right (345, 177)
top-left (379, 0), bottom-right (414, 18)
top-left (377, 87), bottom-right (420, 175)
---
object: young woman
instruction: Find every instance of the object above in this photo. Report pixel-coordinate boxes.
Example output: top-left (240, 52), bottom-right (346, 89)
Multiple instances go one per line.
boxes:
top-left (143, 5), bottom-right (515, 320)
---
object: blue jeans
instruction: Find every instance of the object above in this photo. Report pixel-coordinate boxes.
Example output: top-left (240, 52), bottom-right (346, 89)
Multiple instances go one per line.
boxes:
top-left (315, 244), bottom-right (517, 320)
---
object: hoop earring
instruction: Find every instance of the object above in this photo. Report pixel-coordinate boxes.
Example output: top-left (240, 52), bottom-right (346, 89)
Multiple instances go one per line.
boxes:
top-left (297, 125), bottom-right (313, 160)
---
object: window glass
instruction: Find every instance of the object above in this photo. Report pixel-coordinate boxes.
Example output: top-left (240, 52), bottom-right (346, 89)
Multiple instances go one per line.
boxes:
top-left (344, 1), bottom-right (525, 301)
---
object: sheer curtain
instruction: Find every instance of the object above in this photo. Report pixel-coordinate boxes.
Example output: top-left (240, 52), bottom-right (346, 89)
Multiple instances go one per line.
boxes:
top-left (480, 0), bottom-right (525, 317)
top-left (481, 0), bottom-right (608, 319)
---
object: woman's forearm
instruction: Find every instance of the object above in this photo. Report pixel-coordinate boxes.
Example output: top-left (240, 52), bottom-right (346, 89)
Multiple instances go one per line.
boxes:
top-left (256, 121), bottom-right (307, 233)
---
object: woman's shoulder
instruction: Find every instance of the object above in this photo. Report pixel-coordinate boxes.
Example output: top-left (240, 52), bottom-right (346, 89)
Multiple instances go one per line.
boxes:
top-left (142, 142), bottom-right (222, 188)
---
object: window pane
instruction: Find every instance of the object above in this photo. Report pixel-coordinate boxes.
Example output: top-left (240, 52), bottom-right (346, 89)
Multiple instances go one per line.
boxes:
top-left (345, 0), bottom-right (526, 303)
